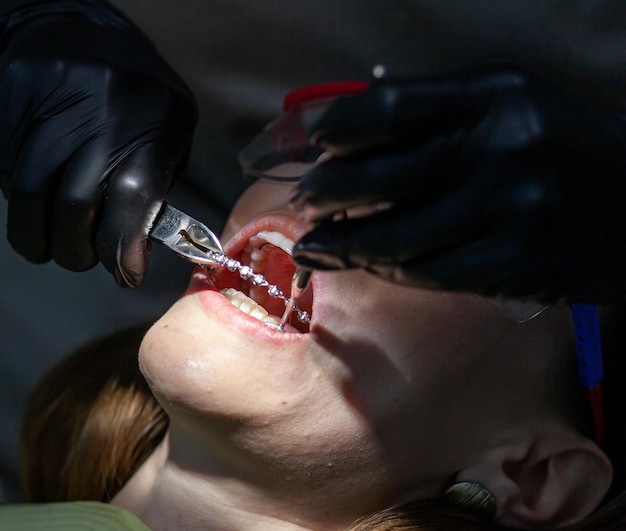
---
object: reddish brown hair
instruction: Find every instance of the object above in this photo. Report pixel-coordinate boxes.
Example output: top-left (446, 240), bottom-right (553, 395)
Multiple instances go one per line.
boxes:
top-left (20, 323), bottom-right (168, 502)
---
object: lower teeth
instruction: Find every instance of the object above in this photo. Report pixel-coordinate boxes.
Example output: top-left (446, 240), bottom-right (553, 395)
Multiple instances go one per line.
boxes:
top-left (220, 288), bottom-right (279, 325)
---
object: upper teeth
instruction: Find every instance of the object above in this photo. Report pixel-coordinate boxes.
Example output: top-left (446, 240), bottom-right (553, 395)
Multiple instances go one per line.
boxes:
top-left (255, 231), bottom-right (294, 254)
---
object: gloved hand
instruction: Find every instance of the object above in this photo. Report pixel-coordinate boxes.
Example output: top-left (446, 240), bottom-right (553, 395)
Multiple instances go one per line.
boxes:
top-left (291, 70), bottom-right (626, 303)
top-left (0, 0), bottom-right (197, 287)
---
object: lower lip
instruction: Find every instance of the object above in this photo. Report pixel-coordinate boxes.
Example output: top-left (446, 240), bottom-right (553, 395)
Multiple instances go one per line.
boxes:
top-left (186, 267), bottom-right (304, 340)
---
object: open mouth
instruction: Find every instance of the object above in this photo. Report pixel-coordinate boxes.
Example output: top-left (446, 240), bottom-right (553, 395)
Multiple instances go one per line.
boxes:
top-left (210, 217), bottom-right (313, 334)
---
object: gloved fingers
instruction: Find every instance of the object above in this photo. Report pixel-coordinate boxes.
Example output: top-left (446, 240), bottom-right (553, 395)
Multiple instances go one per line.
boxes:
top-left (383, 235), bottom-right (558, 301)
top-left (6, 116), bottom-right (80, 263)
top-left (0, 61), bottom-right (34, 195)
top-left (292, 133), bottom-right (462, 223)
top-left (96, 140), bottom-right (180, 288)
top-left (292, 192), bottom-right (480, 272)
top-left (309, 71), bottom-right (523, 155)
top-left (50, 136), bottom-right (111, 271)
top-left (6, 193), bottom-right (51, 264)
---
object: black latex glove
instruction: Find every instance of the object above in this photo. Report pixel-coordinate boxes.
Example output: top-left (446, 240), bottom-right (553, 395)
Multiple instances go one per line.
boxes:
top-left (0, 0), bottom-right (197, 287)
top-left (291, 71), bottom-right (626, 303)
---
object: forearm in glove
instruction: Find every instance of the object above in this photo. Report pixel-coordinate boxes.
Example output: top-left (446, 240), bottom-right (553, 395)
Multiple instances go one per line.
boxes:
top-left (291, 70), bottom-right (626, 303)
top-left (0, 0), bottom-right (198, 287)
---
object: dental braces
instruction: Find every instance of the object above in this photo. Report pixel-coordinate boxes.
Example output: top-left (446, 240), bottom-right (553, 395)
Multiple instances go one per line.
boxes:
top-left (205, 250), bottom-right (311, 324)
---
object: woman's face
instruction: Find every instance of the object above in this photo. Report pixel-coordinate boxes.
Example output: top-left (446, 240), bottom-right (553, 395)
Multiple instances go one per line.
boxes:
top-left (139, 180), bottom-right (573, 518)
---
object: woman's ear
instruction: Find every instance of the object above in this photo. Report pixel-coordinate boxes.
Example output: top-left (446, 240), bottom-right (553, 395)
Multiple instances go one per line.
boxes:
top-left (456, 429), bottom-right (613, 528)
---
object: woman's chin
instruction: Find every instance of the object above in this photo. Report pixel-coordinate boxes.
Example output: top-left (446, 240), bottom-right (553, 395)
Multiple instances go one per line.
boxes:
top-left (137, 290), bottom-right (322, 423)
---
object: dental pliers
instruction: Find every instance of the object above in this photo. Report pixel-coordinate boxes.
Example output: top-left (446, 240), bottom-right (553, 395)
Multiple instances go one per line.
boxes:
top-left (149, 203), bottom-right (312, 332)
top-left (149, 203), bottom-right (225, 266)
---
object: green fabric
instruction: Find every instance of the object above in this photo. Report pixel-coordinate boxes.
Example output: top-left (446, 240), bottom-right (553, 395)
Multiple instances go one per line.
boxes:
top-left (0, 501), bottom-right (151, 530)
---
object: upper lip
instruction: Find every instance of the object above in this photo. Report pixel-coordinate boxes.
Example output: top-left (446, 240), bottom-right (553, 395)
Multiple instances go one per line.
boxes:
top-left (222, 212), bottom-right (310, 257)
